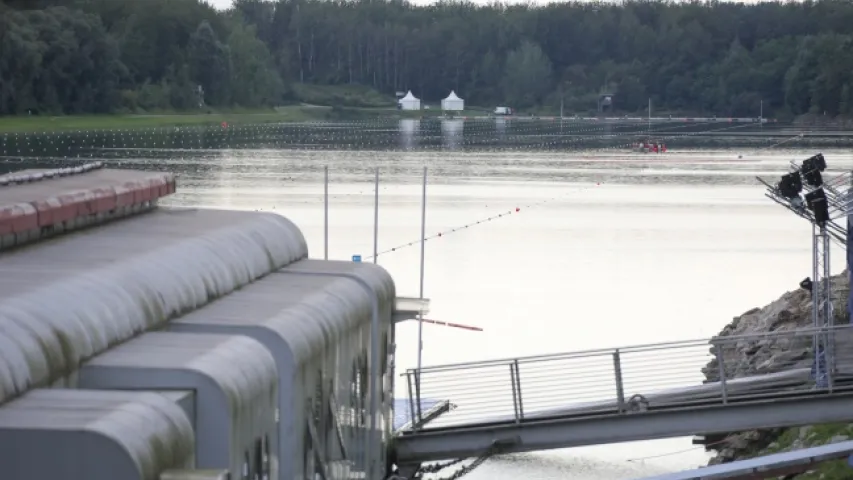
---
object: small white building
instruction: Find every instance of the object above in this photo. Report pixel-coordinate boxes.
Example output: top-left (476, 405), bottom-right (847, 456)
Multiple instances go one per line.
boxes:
top-left (441, 91), bottom-right (464, 111)
top-left (398, 91), bottom-right (421, 111)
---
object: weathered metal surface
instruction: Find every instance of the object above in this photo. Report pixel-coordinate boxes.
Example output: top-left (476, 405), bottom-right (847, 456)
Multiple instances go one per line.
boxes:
top-left (0, 166), bottom-right (176, 246)
top-left (0, 388), bottom-right (195, 480)
top-left (171, 259), bottom-right (395, 480)
top-left (80, 332), bottom-right (279, 480)
top-left (0, 208), bottom-right (307, 405)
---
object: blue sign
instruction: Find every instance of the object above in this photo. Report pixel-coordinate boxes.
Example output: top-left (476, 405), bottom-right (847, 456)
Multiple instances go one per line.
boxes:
top-left (352, 255), bottom-right (362, 263)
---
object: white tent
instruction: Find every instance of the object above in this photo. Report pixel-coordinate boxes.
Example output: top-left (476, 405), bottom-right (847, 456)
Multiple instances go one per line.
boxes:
top-left (398, 91), bottom-right (421, 111)
top-left (441, 91), bottom-right (464, 111)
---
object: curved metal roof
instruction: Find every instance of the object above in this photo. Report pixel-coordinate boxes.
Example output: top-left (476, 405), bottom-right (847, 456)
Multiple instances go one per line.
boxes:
top-left (174, 259), bottom-right (395, 364)
top-left (0, 389), bottom-right (195, 478)
top-left (0, 208), bottom-right (307, 404)
top-left (285, 259), bottom-right (396, 306)
top-left (84, 332), bottom-right (278, 411)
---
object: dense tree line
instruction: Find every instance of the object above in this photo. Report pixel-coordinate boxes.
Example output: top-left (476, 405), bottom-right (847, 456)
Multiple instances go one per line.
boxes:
top-left (4, 0), bottom-right (853, 117)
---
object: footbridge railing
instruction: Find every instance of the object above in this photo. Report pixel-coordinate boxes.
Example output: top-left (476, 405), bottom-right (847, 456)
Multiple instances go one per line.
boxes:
top-left (402, 325), bottom-right (853, 432)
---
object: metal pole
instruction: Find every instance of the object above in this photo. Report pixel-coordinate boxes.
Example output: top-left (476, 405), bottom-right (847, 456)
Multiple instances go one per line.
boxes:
top-left (512, 359), bottom-right (524, 421)
top-left (416, 166), bottom-right (428, 381)
top-left (648, 98), bottom-right (651, 136)
top-left (715, 344), bottom-right (728, 404)
top-left (509, 362), bottom-right (520, 423)
top-left (613, 350), bottom-right (625, 413)
top-left (324, 165), bottom-right (329, 260)
top-left (813, 223), bottom-right (819, 332)
top-left (822, 225), bottom-right (834, 386)
top-left (812, 222), bottom-right (819, 384)
top-left (812, 221), bottom-right (828, 388)
top-left (373, 167), bottom-right (379, 264)
top-left (406, 372), bottom-right (417, 432)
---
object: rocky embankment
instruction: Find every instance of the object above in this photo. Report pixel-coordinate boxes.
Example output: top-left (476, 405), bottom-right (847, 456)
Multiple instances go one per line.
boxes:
top-left (701, 271), bottom-right (850, 474)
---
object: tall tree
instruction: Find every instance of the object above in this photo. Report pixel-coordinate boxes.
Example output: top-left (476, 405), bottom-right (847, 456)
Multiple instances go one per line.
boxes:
top-left (227, 22), bottom-right (284, 107)
top-left (7, 0), bottom-right (853, 116)
top-left (188, 20), bottom-right (231, 106)
top-left (503, 40), bottom-right (553, 109)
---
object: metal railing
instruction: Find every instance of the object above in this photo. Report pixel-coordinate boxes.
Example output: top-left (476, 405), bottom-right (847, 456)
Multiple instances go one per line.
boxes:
top-left (402, 325), bottom-right (853, 432)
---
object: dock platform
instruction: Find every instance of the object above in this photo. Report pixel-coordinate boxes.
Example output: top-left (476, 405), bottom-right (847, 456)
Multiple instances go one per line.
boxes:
top-left (0, 162), bottom-right (175, 248)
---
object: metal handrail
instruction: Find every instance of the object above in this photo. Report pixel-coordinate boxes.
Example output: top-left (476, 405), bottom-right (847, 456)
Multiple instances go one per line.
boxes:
top-left (405, 325), bottom-right (851, 374)
top-left (402, 325), bottom-right (853, 432)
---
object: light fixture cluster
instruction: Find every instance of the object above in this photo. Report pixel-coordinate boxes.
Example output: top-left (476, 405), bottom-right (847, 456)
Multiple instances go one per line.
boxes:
top-left (776, 153), bottom-right (829, 224)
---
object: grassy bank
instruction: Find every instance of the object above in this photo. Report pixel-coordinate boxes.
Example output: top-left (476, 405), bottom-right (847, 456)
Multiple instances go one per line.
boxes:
top-left (0, 85), bottom-right (399, 133)
top-left (1, 84), bottom-right (801, 134)
top-left (746, 423), bottom-right (853, 478)
top-left (0, 106), bottom-right (343, 133)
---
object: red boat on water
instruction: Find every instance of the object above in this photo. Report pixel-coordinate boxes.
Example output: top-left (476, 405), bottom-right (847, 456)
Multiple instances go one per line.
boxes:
top-left (632, 140), bottom-right (667, 153)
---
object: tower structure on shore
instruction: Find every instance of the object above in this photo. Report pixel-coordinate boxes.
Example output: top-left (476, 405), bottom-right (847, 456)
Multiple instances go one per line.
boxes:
top-left (757, 154), bottom-right (849, 387)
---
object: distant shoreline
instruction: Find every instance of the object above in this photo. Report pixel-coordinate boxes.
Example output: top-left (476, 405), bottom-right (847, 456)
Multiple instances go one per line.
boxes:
top-left (3, 111), bottom-right (853, 149)
top-left (0, 108), bottom-right (329, 133)
top-left (0, 106), bottom-right (496, 133)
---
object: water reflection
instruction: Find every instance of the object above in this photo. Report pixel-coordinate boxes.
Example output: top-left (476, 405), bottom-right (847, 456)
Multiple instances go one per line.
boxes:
top-left (1, 121), bottom-right (851, 189)
top-left (399, 119), bottom-right (420, 151)
top-left (0, 127), bottom-right (850, 479)
top-left (441, 119), bottom-right (464, 150)
top-left (0, 119), bottom-right (807, 164)
top-left (495, 117), bottom-right (508, 138)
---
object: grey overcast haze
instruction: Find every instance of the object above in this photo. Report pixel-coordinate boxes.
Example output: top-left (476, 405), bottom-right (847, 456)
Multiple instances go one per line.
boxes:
top-left (206, 0), bottom-right (232, 9)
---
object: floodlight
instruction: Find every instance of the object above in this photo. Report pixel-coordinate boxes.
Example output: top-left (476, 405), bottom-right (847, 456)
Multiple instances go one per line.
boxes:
top-left (805, 188), bottom-right (830, 224)
top-left (802, 154), bottom-right (826, 187)
top-left (758, 153), bottom-right (840, 390)
top-left (804, 169), bottom-right (823, 188)
top-left (809, 153), bottom-right (827, 172)
top-left (778, 172), bottom-right (802, 199)
top-left (802, 154), bottom-right (826, 173)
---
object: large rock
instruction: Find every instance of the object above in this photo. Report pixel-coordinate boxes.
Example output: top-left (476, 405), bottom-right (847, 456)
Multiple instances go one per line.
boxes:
top-left (703, 271), bottom-right (850, 465)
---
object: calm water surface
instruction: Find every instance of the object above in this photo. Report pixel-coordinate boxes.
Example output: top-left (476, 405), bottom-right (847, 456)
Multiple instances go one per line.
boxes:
top-left (5, 126), bottom-right (849, 479)
top-left (162, 146), bottom-right (851, 479)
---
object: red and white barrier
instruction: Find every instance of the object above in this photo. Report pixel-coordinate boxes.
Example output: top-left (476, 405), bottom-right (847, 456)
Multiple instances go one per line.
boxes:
top-left (421, 318), bottom-right (484, 332)
top-left (0, 168), bottom-right (177, 247)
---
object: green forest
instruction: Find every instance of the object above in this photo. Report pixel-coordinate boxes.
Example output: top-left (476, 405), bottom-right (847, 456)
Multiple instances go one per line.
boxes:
top-left (3, 0), bottom-right (853, 118)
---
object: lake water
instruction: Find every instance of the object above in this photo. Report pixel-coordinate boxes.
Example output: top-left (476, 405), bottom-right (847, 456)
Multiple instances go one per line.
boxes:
top-left (3, 121), bottom-right (849, 479)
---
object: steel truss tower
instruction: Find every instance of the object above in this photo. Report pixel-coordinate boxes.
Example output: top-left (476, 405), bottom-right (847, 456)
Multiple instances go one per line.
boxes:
top-left (811, 222), bottom-right (832, 388)
top-left (757, 156), bottom-right (850, 389)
